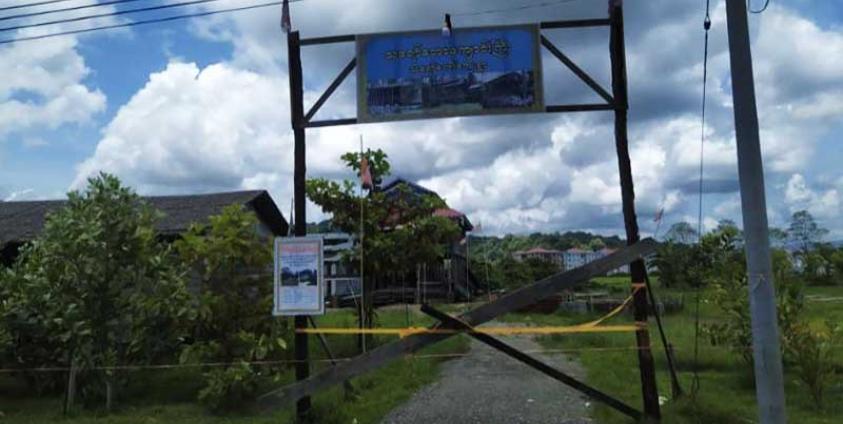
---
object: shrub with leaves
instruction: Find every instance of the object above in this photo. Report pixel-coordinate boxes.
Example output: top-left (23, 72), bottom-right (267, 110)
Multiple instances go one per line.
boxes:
top-left (786, 321), bottom-right (840, 409)
top-left (307, 149), bottom-right (460, 328)
top-left (703, 235), bottom-right (804, 366)
top-left (176, 204), bottom-right (288, 412)
top-left (0, 173), bottom-right (190, 406)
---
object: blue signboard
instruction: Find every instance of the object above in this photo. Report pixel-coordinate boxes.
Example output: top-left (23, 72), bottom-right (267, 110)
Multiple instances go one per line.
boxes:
top-left (357, 24), bottom-right (543, 123)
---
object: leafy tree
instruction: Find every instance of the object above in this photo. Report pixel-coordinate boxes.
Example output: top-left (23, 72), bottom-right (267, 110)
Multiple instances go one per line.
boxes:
top-left (654, 220), bottom-right (743, 289)
top-left (523, 257), bottom-right (561, 283)
top-left (830, 249), bottom-right (843, 285)
top-left (801, 243), bottom-right (838, 286)
top-left (490, 256), bottom-right (559, 291)
top-left (587, 237), bottom-right (606, 251)
top-left (468, 232), bottom-right (622, 263)
top-left (787, 211), bottom-right (833, 284)
top-left (788, 210), bottom-right (828, 252)
top-left (0, 173), bottom-right (189, 408)
top-left (492, 257), bottom-right (527, 290)
top-left (704, 243), bottom-right (804, 366)
top-left (307, 149), bottom-right (461, 329)
top-left (769, 227), bottom-right (788, 248)
top-left (176, 204), bottom-right (288, 412)
top-left (651, 242), bottom-right (696, 288)
top-left (664, 221), bottom-right (698, 244)
top-left (714, 219), bottom-right (742, 245)
top-left (786, 321), bottom-right (840, 410)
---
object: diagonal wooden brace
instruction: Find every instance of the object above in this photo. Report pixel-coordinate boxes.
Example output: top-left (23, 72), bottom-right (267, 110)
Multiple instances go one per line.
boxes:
top-left (257, 238), bottom-right (657, 411)
top-left (420, 304), bottom-right (643, 421)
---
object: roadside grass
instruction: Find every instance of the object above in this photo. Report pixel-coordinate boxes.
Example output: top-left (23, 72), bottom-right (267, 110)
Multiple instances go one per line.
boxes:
top-left (501, 280), bottom-right (843, 423)
top-left (0, 308), bottom-right (469, 424)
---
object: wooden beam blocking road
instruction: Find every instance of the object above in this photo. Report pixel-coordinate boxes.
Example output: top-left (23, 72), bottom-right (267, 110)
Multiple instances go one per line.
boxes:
top-left (257, 238), bottom-right (658, 411)
top-left (420, 304), bottom-right (643, 421)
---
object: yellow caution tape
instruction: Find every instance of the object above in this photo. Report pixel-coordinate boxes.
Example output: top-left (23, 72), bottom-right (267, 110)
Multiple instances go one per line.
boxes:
top-left (297, 324), bottom-right (643, 338)
top-left (299, 287), bottom-right (647, 338)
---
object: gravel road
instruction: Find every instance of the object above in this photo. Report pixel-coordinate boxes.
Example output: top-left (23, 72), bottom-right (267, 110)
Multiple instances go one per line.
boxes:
top-left (381, 329), bottom-right (593, 424)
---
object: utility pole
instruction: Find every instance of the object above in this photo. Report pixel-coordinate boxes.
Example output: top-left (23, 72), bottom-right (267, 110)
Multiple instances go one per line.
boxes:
top-left (724, 1), bottom-right (787, 422)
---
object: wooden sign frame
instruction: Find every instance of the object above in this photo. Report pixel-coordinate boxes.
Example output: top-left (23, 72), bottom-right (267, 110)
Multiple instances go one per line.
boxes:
top-left (280, 3), bottom-right (665, 421)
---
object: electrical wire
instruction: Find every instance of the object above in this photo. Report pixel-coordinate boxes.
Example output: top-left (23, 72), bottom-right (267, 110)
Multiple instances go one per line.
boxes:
top-left (0, 0), bottom-right (78, 13)
top-left (0, 0), bottom-right (150, 23)
top-left (0, 0), bottom-right (243, 33)
top-left (0, 0), bottom-right (591, 46)
top-left (749, 0), bottom-right (771, 14)
top-left (453, 0), bottom-right (582, 17)
top-left (691, 0), bottom-right (713, 399)
top-left (0, 0), bottom-right (288, 44)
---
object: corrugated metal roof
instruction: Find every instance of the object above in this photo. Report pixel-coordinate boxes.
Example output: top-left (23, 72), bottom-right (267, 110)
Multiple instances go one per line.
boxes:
top-left (0, 190), bottom-right (287, 246)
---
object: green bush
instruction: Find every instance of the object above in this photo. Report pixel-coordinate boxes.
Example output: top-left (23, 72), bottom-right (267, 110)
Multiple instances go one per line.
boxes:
top-left (704, 248), bottom-right (804, 366)
top-left (176, 204), bottom-right (289, 412)
top-left (786, 321), bottom-right (840, 409)
top-left (0, 173), bottom-right (190, 406)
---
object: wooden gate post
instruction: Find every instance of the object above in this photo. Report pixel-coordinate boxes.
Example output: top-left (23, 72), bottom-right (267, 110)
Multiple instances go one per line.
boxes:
top-left (287, 29), bottom-right (311, 421)
top-left (608, 1), bottom-right (661, 419)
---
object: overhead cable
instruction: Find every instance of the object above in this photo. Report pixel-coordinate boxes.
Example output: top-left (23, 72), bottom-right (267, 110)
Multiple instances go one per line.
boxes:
top-left (0, 0), bottom-right (244, 33)
top-left (0, 0), bottom-right (149, 23)
top-left (0, 0), bottom-right (79, 13)
top-left (454, 0), bottom-right (582, 17)
top-left (749, 0), bottom-right (771, 14)
top-left (0, 0), bottom-right (285, 44)
top-left (691, 0), bottom-right (713, 399)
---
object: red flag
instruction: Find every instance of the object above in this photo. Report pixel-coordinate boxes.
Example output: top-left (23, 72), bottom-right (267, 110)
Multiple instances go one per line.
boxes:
top-left (653, 207), bottom-right (664, 223)
top-left (281, 0), bottom-right (291, 33)
top-left (360, 156), bottom-right (373, 189)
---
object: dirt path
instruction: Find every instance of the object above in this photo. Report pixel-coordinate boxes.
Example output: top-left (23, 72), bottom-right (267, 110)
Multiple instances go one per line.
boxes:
top-left (381, 328), bottom-right (592, 424)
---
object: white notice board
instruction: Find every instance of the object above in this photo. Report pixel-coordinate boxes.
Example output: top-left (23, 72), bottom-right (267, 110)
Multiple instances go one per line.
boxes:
top-left (273, 236), bottom-right (325, 316)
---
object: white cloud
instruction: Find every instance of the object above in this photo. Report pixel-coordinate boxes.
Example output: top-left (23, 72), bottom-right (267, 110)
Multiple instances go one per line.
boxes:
top-left (0, 37), bottom-right (105, 136)
top-left (784, 173), bottom-right (841, 219)
top-left (73, 61), bottom-right (290, 194)
top-left (0, 0), bottom-right (131, 138)
top-left (68, 1), bottom-right (843, 237)
top-left (3, 188), bottom-right (35, 201)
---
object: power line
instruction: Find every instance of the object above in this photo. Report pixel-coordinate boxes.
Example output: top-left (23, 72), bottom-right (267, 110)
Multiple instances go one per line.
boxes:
top-left (0, 0), bottom-right (242, 33)
top-left (0, 0), bottom-right (149, 23)
top-left (0, 0), bottom-right (588, 46)
top-left (453, 0), bottom-right (582, 17)
top-left (691, 0), bottom-right (713, 399)
top-left (0, 0), bottom-right (78, 13)
top-left (0, 0), bottom-right (285, 44)
top-left (749, 0), bottom-right (771, 14)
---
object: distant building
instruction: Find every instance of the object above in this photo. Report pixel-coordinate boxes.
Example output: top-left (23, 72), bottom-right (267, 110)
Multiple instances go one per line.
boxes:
top-left (321, 232), bottom-right (361, 298)
top-left (0, 190), bottom-right (288, 265)
top-left (562, 247), bottom-right (629, 274)
top-left (320, 176), bottom-right (483, 305)
top-left (509, 246), bottom-right (630, 275)
top-left (561, 248), bottom-right (593, 270)
top-left (512, 247), bottom-right (564, 267)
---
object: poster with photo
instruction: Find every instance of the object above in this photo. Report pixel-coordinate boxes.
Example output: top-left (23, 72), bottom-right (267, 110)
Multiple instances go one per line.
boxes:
top-left (273, 236), bottom-right (325, 316)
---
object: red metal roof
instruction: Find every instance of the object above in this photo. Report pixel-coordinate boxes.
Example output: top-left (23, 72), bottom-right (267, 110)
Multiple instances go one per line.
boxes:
top-left (433, 208), bottom-right (465, 218)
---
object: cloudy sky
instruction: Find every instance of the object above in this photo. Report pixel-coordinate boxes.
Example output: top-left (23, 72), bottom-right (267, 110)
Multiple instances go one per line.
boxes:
top-left (1, 0), bottom-right (841, 239)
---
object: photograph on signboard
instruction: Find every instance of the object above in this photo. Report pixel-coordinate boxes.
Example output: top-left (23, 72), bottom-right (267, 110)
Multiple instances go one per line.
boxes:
top-left (357, 24), bottom-right (544, 123)
top-left (273, 236), bottom-right (325, 316)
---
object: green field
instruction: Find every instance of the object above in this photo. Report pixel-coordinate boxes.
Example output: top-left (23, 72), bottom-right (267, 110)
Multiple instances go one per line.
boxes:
top-left (2, 280), bottom-right (840, 424)
top-left (503, 277), bottom-right (843, 423)
top-left (0, 308), bottom-right (469, 424)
